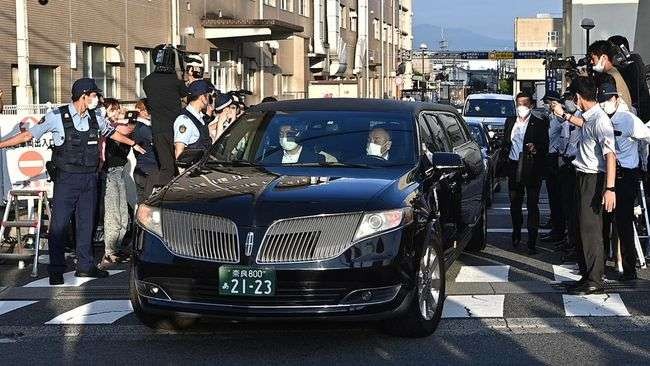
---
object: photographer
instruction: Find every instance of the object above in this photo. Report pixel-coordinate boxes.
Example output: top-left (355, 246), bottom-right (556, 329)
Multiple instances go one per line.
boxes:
top-left (588, 40), bottom-right (633, 109)
top-left (599, 81), bottom-right (650, 281)
top-left (608, 35), bottom-right (650, 122)
top-left (143, 44), bottom-right (188, 187)
top-left (551, 76), bottom-right (617, 295)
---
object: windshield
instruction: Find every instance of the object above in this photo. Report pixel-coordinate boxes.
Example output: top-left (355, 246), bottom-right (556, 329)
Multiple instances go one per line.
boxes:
top-left (464, 99), bottom-right (515, 118)
top-left (467, 124), bottom-right (488, 148)
top-left (207, 110), bottom-right (416, 168)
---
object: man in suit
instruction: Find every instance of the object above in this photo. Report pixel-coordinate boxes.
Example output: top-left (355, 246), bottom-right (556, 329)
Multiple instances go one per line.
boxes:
top-left (264, 124), bottom-right (323, 164)
top-left (498, 92), bottom-right (550, 254)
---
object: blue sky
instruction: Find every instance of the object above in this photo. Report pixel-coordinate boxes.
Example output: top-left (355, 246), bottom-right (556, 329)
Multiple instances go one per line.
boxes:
top-left (414, 0), bottom-right (563, 41)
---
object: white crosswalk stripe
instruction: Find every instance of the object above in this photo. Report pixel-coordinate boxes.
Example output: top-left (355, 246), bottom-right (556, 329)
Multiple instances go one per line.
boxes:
top-left (23, 270), bottom-right (124, 288)
top-left (442, 295), bottom-right (505, 318)
top-left (455, 265), bottom-right (510, 283)
top-left (0, 301), bottom-right (38, 316)
top-left (562, 294), bottom-right (631, 317)
top-left (552, 264), bottom-right (582, 282)
top-left (45, 300), bottom-right (134, 325)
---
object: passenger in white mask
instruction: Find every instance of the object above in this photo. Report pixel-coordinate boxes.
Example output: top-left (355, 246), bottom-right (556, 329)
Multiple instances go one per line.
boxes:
top-left (266, 124), bottom-right (322, 164)
top-left (366, 127), bottom-right (392, 160)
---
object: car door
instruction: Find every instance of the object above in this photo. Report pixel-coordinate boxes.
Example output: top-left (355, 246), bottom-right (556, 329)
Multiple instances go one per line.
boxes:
top-left (434, 112), bottom-right (485, 236)
top-left (418, 113), bottom-right (460, 255)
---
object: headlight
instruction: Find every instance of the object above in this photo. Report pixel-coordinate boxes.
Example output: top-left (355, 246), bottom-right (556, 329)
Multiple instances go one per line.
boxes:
top-left (353, 208), bottom-right (413, 241)
top-left (136, 204), bottom-right (163, 237)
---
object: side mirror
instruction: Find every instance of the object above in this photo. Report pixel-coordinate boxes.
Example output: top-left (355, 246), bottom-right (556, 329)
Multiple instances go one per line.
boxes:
top-left (430, 152), bottom-right (464, 171)
top-left (176, 148), bottom-right (205, 169)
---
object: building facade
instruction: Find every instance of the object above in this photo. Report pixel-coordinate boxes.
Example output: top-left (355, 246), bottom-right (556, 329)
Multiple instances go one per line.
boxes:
top-left (1, 0), bottom-right (413, 107)
top-left (514, 14), bottom-right (562, 97)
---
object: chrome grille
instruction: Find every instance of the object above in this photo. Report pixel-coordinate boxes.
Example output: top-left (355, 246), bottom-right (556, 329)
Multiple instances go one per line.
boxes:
top-left (257, 213), bottom-right (362, 264)
top-left (161, 209), bottom-right (239, 263)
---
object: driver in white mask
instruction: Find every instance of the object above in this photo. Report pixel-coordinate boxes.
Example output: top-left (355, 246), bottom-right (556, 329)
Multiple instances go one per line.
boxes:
top-left (366, 127), bottom-right (392, 160)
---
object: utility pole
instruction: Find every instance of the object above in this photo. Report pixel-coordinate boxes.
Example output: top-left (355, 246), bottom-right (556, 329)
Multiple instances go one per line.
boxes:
top-left (171, 0), bottom-right (180, 46)
top-left (259, 0), bottom-right (265, 100)
top-left (15, 0), bottom-right (33, 105)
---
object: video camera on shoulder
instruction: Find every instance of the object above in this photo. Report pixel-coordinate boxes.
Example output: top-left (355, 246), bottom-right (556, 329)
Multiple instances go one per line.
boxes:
top-left (545, 55), bottom-right (593, 78)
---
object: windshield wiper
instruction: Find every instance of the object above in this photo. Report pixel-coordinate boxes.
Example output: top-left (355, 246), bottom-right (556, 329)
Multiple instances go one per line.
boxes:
top-left (287, 162), bottom-right (374, 169)
top-left (205, 160), bottom-right (259, 167)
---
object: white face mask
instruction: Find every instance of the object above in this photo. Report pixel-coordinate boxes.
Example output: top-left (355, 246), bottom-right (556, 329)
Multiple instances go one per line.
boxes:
top-left (366, 142), bottom-right (383, 157)
top-left (87, 96), bottom-right (99, 110)
top-left (593, 56), bottom-right (606, 73)
top-left (280, 137), bottom-right (298, 151)
top-left (516, 106), bottom-right (530, 119)
top-left (601, 100), bottom-right (618, 115)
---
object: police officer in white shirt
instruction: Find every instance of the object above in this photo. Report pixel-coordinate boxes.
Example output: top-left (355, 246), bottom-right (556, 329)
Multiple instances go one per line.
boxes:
top-left (599, 82), bottom-right (650, 281)
top-left (173, 80), bottom-right (215, 159)
top-left (552, 76), bottom-right (617, 295)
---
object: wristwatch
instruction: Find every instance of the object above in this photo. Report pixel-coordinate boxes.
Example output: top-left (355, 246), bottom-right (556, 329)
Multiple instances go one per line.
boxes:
top-left (606, 187), bottom-right (616, 192)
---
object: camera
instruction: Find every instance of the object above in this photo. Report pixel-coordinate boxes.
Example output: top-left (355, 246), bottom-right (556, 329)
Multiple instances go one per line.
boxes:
top-left (38, 0), bottom-right (48, 5)
top-left (545, 55), bottom-right (593, 79)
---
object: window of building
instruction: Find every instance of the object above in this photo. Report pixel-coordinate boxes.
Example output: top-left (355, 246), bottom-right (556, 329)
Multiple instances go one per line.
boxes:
top-left (547, 31), bottom-right (559, 48)
top-left (296, 0), bottom-right (307, 16)
top-left (134, 48), bottom-right (154, 98)
top-left (350, 9), bottom-right (357, 32)
top-left (83, 43), bottom-right (120, 98)
top-left (373, 19), bottom-right (380, 40)
top-left (11, 65), bottom-right (58, 104)
top-left (264, 0), bottom-right (277, 6)
top-left (340, 5), bottom-right (347, 29)
top-left (280, 0), bottom-right (292, 11)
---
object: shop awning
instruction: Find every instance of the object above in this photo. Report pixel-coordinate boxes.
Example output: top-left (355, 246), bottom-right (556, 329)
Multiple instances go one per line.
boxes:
top-left (202, 18), bottom-right (304, 42)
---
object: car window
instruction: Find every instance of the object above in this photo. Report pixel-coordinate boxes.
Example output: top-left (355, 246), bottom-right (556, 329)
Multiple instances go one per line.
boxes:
top-left (209, 110), bottom-right (417, 167)
top-left (422, 114), bottom-right (450, 152)
top-left (463, 99), bottom-right (516, 118)
top-left (436, 113), bottom-right (468, 149)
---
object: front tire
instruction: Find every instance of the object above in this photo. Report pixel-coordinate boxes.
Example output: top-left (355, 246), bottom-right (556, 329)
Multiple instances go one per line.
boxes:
top-left (129, 269), bottom-right (198, 331)
top-left (382, 235), bottom-right (445, 338)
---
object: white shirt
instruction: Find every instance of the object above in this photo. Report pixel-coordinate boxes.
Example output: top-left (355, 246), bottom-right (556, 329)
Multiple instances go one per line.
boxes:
top-left (173, 105), bottom-right (205, 146)
top-left (611, 103), bottom-right (650, 169)
top-left (573, 105), bottom-right (616, 173)
top-left (282, 146), bottom-right (302, 164)
top-left (548, 115), bottom-right (564, 154)
top-left (560, 115), bottom-right (581, 158)
top-left (509, 116), bottom-right (530, 161)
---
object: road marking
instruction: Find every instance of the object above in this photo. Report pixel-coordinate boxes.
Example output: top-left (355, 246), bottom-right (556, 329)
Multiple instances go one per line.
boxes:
top-left (487, 228), bottom-right (551, 234)
top-left (442, 295), bottom-right (505, 318)
top-left (0, 301), bottom-right (38, 316)
top-left (23, 270), bottom-right (124, 288)
top-left (553, 264), bottom-right (582, 282)
top-left (45, 300), bottom-right (134, 324)
top-left (563, 294), bottom-right (631, 317)
top-left (455, 265), bottom-right (510, 283)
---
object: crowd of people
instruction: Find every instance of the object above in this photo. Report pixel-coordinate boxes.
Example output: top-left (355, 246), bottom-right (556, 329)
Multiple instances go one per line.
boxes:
top-left (498, 34), bottom-right (650, 295)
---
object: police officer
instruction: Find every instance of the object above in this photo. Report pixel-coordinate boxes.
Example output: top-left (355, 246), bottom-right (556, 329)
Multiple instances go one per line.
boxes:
top-left (552, 76), bottom-right (617, 295)
top-left (0, 78), bottom-right (145, 285)
top-left (599, 82), bottom-right (650, 281)
top-left (173, 79), bottom-right (215, 159)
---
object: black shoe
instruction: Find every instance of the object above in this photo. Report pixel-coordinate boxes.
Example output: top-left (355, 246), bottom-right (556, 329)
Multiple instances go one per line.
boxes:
top-left (49, 273), bottom-right (64, 285)
top-left (618, 272), bottom-right (638, 282)
top-left (541, 235), bottom-right (565, 244)
top-left (512, 230), bottom-right (521, 248)
top-left (75, 268), bottom-right (109, 278)
top-left (568, 283), bottom-right (604, 295)
top-left (564, 276), bottom-right (588, 289)
top-left (527, 247), bottom-right (538, 255)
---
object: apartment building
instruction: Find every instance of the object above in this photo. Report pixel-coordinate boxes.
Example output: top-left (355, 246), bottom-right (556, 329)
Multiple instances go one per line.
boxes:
top-left (514, 14), bottom-right (563, 96)
top-left (2, 0), bottom-right (413, 106)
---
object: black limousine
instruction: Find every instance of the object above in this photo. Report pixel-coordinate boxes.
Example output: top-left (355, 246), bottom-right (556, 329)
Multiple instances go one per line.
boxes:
top-left (132, 99), bottom-right (488, 337)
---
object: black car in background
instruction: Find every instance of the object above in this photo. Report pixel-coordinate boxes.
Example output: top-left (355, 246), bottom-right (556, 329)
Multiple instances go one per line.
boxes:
top-left (466, 120), bottom-right (501, 207)
top-left (131, 99), bottom-right (487, 337)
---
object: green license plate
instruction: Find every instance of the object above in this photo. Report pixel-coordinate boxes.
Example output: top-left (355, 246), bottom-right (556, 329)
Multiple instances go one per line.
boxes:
top-left (219, 266), bottom-right (276, 296)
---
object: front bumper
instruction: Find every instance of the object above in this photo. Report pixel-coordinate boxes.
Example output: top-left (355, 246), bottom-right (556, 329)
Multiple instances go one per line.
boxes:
top-left (132, 224), bottom-right (417, 320)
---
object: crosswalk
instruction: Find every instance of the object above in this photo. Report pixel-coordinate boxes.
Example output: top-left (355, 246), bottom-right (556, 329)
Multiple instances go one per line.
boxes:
top-left (0, 264), bottom-right (645, 325)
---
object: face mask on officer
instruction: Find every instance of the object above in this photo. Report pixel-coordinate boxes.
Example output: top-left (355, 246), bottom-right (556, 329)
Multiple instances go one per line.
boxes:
top-left (564, 99), bottom-right (578, 114)
top-left (86, 93), bottom-right (99, 110)
top-left (600, 96), bottom-right (618, 116)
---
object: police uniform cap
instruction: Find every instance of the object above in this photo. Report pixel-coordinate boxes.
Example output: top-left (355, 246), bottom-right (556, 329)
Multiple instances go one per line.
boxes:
top-left (71, 78), bottom-right (102, 100)
top-left (215, 93), bottom-right (233, 112)
top-left (542, 90), bottom-right (562, 103)
top-left (597, 83), bottom-right (618, 103)
top-left (187, 79), bottom-right (215, 97)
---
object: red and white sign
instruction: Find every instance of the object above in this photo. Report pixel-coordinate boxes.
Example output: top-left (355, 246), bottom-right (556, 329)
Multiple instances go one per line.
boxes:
top-left (18, 150), bottom-right (46, 177)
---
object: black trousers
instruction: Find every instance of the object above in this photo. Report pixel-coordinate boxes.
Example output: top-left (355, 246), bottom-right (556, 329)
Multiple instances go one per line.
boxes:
top-left (546, 153), bottom-right (565, 236)
top-left (152, 133), bottom-right (177, 186)
top-left (559, 162), bottom-right (578, 249)
top-left (508, 160), bottom-right (542, 246)
top-left (576, 172), bottom-right (605, 285)
top-left (603, 168), bottom-right (639, 275)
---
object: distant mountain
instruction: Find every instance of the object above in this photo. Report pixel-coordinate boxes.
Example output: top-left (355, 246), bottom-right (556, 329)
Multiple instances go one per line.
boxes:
top-left (414, 24), bottom-right (513, 51)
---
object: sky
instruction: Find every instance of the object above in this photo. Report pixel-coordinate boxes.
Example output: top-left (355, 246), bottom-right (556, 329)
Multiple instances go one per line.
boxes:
top-left (413, 0), bottom-right (563, 41)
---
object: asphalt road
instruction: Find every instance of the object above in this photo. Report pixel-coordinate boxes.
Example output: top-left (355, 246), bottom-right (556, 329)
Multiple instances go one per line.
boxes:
top-left (1, 182), bottom-right (650, 365)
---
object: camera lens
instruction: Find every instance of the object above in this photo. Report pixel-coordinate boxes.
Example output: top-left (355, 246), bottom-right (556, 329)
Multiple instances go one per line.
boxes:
top-left (38, 0), bottom-right (48, 5)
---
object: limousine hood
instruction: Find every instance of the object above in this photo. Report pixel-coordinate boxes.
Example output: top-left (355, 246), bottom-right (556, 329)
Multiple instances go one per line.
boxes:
top-left (154, 165), bottom-right (415, 227)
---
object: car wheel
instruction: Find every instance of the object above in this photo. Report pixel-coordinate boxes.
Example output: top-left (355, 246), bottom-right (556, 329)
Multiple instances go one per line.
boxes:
top-left (466, 204), bottom-right (487, 252)
top-left (382, 235), bottom-right (445, 338)
top-left (129, 270), bottom-right (198, 331)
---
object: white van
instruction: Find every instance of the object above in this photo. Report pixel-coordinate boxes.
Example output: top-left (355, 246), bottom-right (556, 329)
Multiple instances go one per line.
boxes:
top-left (462, 93), bottom-right (516, 138)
